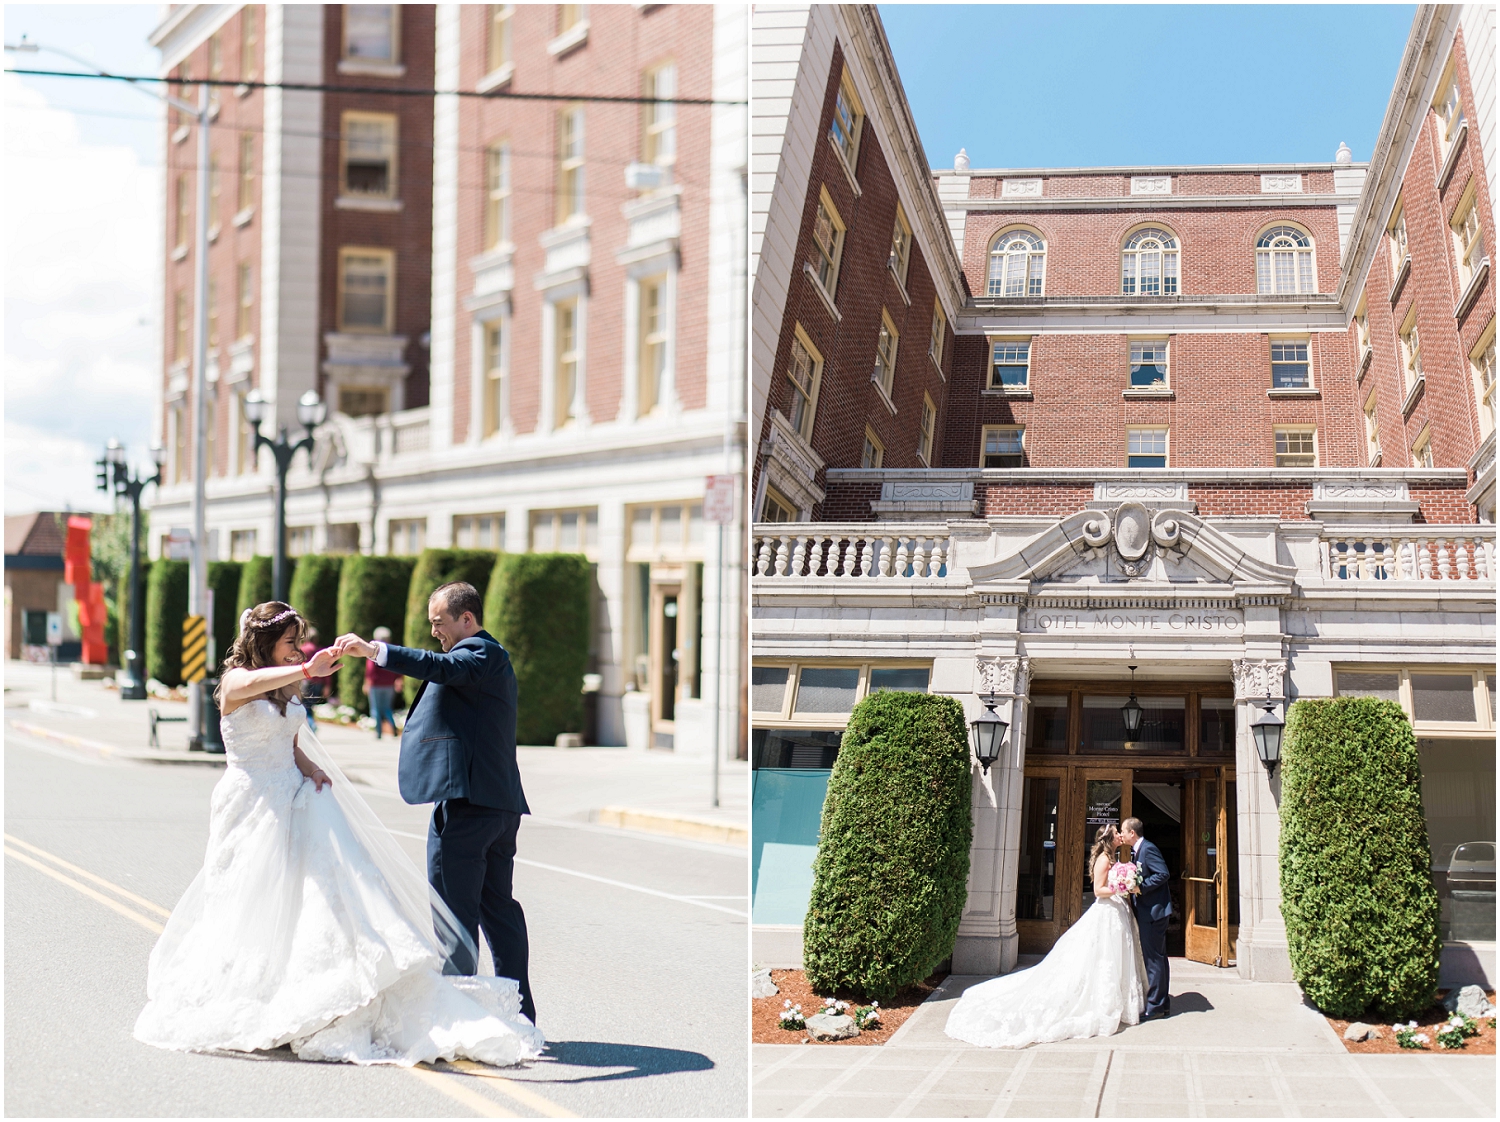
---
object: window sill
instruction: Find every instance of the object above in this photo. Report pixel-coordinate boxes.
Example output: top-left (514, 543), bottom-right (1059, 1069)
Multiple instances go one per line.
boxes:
top-left (476, 62), bottom-right (515, 93)
top-left (1389, 254), bottom-right (1412, 305)
top-left (1454, 258), bottom-right (1489, 324)
top-left (929, 351), bottom-right (946, 381)
top-left (336, 195), bottom-right (404, 212)
top-left (207, 222), bottom-right (221, 244)
top-left (1267, 387), bottom-right (1319, 398)
top-left (1368, 451), bottom-right (1382, 467)
top-left (235, 82), bottom-right (254, 98)
top-left (1357, 345), bottom-right (1373, 381)
top-left (983, 386), bottom-right (1032, 399)
top-left (233, 206), bottom-right (255, 228)
top-left (828, 134), bottom-right (862, 199)
top-left (547, 21), bottom-right (590, 57)
top-left (887, 260), bottom-right (911, 306)
top-left (1437, 121), bottom-right (1468, 192)
top-left (1123, 387), bottom-right (1173, 399)
top-left (801, 262), bottom-right (842, 323)
top-left (208, 97), bottom-right (221, 122)
top-left (870, 375), bottom-right (897, 415)
top-left (171, 244), bottom-right (188, 262)
top-left (337, 59), bottom-right (406, 78)
top-left (1401, 375), bottom-right (1426, 417)
top-left (172, 124), bottom-right (190, 145)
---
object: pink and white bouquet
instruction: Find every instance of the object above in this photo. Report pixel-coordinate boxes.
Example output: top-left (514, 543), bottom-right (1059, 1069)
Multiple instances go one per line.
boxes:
top-left (1108, 861), bottom-right (1144, 896)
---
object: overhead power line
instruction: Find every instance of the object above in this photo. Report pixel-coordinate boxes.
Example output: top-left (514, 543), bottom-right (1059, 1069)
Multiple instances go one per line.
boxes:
top-left (4, 67), bottom-right (747, 106)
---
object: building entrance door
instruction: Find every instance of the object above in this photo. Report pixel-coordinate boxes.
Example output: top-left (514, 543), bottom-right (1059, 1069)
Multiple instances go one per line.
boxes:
top-left (648, 581), bottom-right (682, 747)
top-left (1183, 769), bottom-right (1239, 966)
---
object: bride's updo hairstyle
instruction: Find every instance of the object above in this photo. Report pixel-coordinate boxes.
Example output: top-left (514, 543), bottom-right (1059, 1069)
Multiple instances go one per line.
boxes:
top-left (213, 601), bottom-right (308, 714)
top-left (1088, 823), bottom-right (1120, 869)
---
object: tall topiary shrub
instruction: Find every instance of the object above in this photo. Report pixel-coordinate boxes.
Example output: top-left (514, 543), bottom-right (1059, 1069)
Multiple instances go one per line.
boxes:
top-left (144, 559), bottom-right (190, 686)
top-left (117, 560), bottom-right (152, 666)
top-left (236, 555), bottom-right (273, 623)
top-left (206, 561), bottom-right (243, 670)
top-left (402, 548), bottom-right (501, 706)
top-left (289, 553), bottom-right (344, 648)
top-left (335, 554), bottom-right (416, 715)
top-left (1280, 697), bottom-right (1441, 1020)
top-left (484, 553), bottom-right (590, 745)
top-left (803, 691), bottom-right (972, 1000)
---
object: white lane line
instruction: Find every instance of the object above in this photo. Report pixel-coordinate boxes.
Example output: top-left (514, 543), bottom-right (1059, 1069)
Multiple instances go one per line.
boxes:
top-left (405, 1064), bottom-right (516, 1117)
top-left (5, 847), bottom-right (165, 935)
top-left (386, 829), bottom-right (748, 918)
top-left (4, 833), bottom-right (173, 917)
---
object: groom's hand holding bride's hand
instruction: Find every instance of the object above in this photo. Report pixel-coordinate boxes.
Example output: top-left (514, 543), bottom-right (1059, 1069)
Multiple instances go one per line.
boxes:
top-left (304, 646), bottom-right (343, 678)
top-left (335, 633), bottom-right (378, 659)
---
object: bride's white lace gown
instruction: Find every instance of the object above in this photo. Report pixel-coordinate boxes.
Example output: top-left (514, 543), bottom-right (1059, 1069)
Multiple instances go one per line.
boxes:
top-left (945, 889), bottom-right (1147, 1048)
top-left (133, 698), bottom-right (544, 1066)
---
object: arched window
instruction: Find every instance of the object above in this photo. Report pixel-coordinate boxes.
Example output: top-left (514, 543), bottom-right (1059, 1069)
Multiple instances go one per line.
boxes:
top-left (1256, 226), bottom-right (1316, 294)
top-left (987, 230), bottom-right (1045, 297)
top-left (1122, 228), bottom-right (1178, 295)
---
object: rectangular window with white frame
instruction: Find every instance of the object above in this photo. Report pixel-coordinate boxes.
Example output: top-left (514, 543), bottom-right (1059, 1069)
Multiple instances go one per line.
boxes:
top-left (387, 518), bottom-right (426, 556)
top-left (752, 661), bottom-right (932, 766)
top-left (1364, 392), bottom-right (1381, 466)
top-left (341, 111), bottom-right (397, 199)
top-left (238, 133), bottom-right (255, 214)
top-left (808, 188), bottom-right (845, 301)
top-left (1399, 309), bottom-right (1423, 393)
top-left (760, 487), bottom-right (796, 524)
top-left (642, 62), bottom-right (676, 179)
top-left (1451, 181), bottom-right (1486, 293)
top-left (829, 68), bottom-right (864, 177)
top-left (175, 174), bottom-right (190, 250)
top-left (1270, 337), bottom-right (1311, 389)
top-left (175, 290), bottom-right (190, 361)
top-left (530, 507), bottom-right (599, 559)
top-left (487, 5), bottom-right (513, 75)
top-left (230, 529), bottom-right (257, 561)
top-left (1128, 427), bottom-right (1168, 467)
top-left (889, 202), bottom-right (912, 287)
top-left (990, 337), bottom-right (1031, 388)
top-left (981, 424), bottom-right (1024, 467)
top-left (1471, 323), bottom-right (1495, 440)
top-left (288, 527), bottom-right (315, 557)
top-left (235, 390), bottom-right (255, 475)
top-left (480, 316), bottom-right (506, 439)
top-left (454, 513), bottom-right (505, 550)
top-left (637, 274), bottom-right (669, 417)
top-left (928, 299), bottom-right (946, 368)
top-left (554, 297), bottom-right (580, 429)
top-left (784, 325), bottom-right (822, 442)
top-left (1129, 338), bottom-right (1169, 388)
top-left (861, 427), bottom-right (884, 469)
top-left (872, 309), bottom-right (899, 399)
top-left (1434, 63), bottom-right (1466, 164)
top-left (1389, 200), bottom-right (1409, 272)
top-left (241, 6), bottom-right (257, 80)
top-left (338, 248), bottom-right (394, 334)
top-left (343, 5), bottom-right (398, 64)
top-left (1412, 424), bottom-right (1434, 468)
top-left (236, 262), bottom-right (253, 339)
top-left (1274, 426), bottom-right (1317, 467)
top-left (208, 154), bottom-right (221, 229)
top-left (918, 394), bottom-right (936, 465)
top-left (485, 142), bottom-right (510, 250)
top-left (1355, 293), bottom-right (1371, 366)
top-left (556, 105), bottom-right (585, 226)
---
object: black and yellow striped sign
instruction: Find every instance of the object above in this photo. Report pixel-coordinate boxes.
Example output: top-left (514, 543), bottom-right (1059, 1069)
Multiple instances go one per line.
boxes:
top-left (182, 615), bottom-right (207, 683)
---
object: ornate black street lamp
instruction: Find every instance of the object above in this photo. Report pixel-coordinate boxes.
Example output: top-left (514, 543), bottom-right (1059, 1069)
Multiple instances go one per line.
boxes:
top-left (1120, 664), bottom-right (1145, 739)
top-left (243, 389), bottom-right (326, 602)
top-left (1250, 698), bottom-right (1285, 776)
top-left (96, 439), bottom-right (165, 700)
top-left (969, 694), bottom-right (1010, 773)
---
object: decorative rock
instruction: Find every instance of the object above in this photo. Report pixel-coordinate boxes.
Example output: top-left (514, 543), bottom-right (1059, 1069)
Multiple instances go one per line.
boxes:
top-left (1443, 985), bottom-right (1495, 1018)
top-left (805, 1013), bottom-right (858, 1042)
top-left (1343, 1022), bottom-right (1379, 1041)
top-left (751, 969), bottom-right (779, 999)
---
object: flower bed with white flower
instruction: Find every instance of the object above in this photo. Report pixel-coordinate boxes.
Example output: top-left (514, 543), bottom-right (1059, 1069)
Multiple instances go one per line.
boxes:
top-left (751, 968), bottom-right (945, 1046)
top-left (1323, 988), bottom-right (1495, 1056)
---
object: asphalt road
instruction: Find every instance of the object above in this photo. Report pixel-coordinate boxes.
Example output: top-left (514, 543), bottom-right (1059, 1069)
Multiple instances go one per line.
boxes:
top-left (4, 729), bottom-right (749, 1117)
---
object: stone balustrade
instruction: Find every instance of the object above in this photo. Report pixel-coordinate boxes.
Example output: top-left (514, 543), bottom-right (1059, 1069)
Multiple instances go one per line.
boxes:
top-left (1319, 527), bottom-right (1495, 581)
top-left (752, 523), bottom-right (955, 579)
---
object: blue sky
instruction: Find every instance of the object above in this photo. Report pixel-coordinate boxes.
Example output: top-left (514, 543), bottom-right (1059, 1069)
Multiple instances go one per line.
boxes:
top-left (878, 4), bottom-right (1419, 170)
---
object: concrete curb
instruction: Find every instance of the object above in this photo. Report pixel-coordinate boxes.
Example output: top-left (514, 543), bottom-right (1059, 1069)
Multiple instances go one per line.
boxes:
top-left (8, 720), bottom-right (226, 766)
top-left (592, 805), bottom-right (748, 847)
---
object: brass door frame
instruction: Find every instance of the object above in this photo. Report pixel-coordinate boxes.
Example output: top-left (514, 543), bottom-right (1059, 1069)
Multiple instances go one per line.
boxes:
top-left (1183, 767), bottom-right (1237, 967)
top-left (647, 579), bottom-right (682, 734)
top-left (1015, 765), bottom-right (1068, 952)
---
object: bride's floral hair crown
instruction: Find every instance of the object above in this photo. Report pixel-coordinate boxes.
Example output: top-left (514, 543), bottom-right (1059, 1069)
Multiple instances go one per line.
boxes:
top-left (239, 606), bottom-right (300, 633)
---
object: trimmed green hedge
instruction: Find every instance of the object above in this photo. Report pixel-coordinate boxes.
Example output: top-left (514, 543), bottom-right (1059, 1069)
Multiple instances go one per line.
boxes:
top-left (803, 691), bottom-right (972, 1000)
top-left (235, 555), bottom-right (273, 625)
top-left (144, 559), bottom-right (189, 687)
top-left (1280, 697), bottom-right (1442, 1020)
top-left (117, 560), bottom-right (152, 666)
top-left (336, 554), bottom-right (416, 715)
top-left (402, 549), bottom-right (501, 707)
top-left (289, 553), bottom-right (344, 649)
top-left (206, 561), bottom-right (243, 670)
top-left (485, 553), bottom-right (591, 746)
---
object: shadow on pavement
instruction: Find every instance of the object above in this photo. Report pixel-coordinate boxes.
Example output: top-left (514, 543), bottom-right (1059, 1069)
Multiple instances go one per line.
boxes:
top-left (532, 1040), bottom-right (713, 1083)
top-left (1168, 990), bottom-right (1215, 1015)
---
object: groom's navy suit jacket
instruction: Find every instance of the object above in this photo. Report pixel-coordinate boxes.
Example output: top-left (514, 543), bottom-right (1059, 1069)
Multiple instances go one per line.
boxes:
top-left (382, 631), bottom-right (530, 814)
top-left (1132, 838), bottom-right (1173, 924)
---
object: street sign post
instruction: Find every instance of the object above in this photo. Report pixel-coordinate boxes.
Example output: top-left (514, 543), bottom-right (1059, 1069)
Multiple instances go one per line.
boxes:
top-left (45, 611), bottom-right (62, 702)
top-left (704, 474), bottom-right (739, 810)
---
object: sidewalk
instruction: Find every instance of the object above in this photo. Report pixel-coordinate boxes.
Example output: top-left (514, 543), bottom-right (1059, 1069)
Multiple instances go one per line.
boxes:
top-left (752, 959), bottom-right (1495, 1117)
top-left (4, 660), bottom-right (747, 845)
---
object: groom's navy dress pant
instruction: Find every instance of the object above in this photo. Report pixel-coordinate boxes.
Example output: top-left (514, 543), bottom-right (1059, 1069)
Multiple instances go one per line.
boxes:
top-left (1138, 915), bottom-right (1170, 1016)
top-left (429, 798), bottom-right (536, 1023)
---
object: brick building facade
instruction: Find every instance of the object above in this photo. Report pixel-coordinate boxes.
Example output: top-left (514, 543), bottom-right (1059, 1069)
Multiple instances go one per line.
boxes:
top-left (749, 4), bottom-right (1494, 988)
top-left (147, 4), bottom-right (748, 756)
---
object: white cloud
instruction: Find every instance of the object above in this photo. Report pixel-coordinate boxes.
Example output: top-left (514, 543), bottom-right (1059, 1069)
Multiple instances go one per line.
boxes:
top-left (4, 74), bottom-right (161, 514)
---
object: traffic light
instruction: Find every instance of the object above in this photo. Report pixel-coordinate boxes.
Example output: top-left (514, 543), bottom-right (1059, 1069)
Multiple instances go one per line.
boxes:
top-left (95, 457), bottom-right (110, 493)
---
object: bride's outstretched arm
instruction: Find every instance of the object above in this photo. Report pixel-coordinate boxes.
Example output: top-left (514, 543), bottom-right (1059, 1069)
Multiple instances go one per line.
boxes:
top-left (220, 648), bottom-right (342, 704)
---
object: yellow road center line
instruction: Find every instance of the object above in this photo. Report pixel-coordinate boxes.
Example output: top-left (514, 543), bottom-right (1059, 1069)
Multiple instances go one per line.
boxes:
top-left (4, 848), bottom-right (165, 935)
top-left (3, 833), bottom-right (173, 918)
top-left (438, 1060), bottom-right (577, 1118)
top-left (407, 1064), bottom-right (517, 1117)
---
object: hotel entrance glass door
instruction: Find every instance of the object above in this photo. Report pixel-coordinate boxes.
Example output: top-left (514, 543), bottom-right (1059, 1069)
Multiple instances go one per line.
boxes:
top-left (1184, 770), bottom-right (1238, 966)
top-left (1077, 769), bottom-right (1131, 925)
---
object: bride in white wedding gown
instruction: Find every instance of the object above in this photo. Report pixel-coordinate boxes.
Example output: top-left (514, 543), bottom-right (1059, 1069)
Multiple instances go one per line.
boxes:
top-left (945, 824), bottom-right (1147, 1048)
top-left (133, 602), bottom-right (544, 1067)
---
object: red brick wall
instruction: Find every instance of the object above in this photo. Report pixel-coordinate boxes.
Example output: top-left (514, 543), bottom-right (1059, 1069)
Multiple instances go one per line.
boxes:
top-left (319, 5), bottom-right (436, 413)
top-left (450, 4), bottom-right (714, 442)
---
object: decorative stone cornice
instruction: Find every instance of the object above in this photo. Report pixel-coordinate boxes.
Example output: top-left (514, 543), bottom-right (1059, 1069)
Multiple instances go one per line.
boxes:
top-left (1232, 658), bottom-right (1287, 701)
top-left (976, 655), bottom-right (1030, 698)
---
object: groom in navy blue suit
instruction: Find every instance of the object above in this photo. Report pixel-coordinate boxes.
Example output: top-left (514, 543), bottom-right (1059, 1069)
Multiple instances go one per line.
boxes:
top-left (1120, 816), bottom-right (1172, 1020)
top-left (337, 581), bottom-right (535, 1024)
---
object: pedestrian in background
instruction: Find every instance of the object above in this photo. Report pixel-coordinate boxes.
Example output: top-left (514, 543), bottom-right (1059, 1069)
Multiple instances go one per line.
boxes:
top-left (366, 626), bottom-right (403, 739)
top-left (299, 629), bottom-right (330, 731)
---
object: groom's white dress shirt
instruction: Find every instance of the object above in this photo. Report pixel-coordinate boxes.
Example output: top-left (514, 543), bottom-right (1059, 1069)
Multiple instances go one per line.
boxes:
top-left (1132, 837), bottom-right (1143, 858)
top-left (373, 642), bottom-right (390, 665)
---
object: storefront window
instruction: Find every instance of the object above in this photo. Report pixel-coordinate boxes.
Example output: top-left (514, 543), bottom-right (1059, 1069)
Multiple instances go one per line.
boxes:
top-left (1081, 695), bottom-right (1185, 753)
top-left (751, 666), bottom-right (788, 714)
top-left (793, 667), bottom-right (859, 713)
top-left (869, 667), bottom-right (930, 693)
top-left (751, 728), bottom-right (842, 770)
top-left (1336, 671), bottom-right (1401, 702)
top-left (1017, 776), bottom-right (1060, 920)
top-left (1411, 674), bottom-right (1477, 723)
top-left (1028, 695), bottom-right (1068, 753)
top-left (1417, 738), bottom-right (1496, 942)
top-left (1200, 697), bottom-right (1235, 753)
